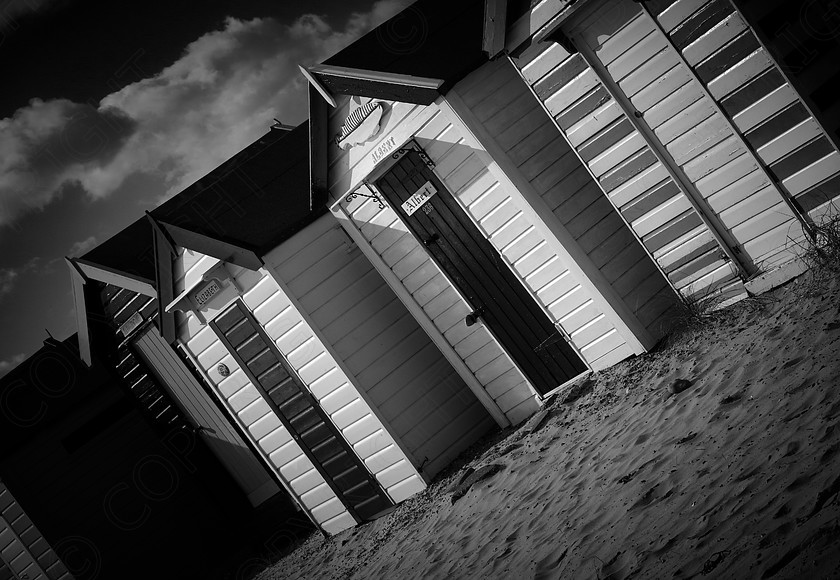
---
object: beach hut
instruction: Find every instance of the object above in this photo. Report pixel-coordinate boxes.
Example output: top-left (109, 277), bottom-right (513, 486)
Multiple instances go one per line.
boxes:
top-left (72, 121), bottom-right (501, 536)
top-left (300, 0), bottom-right (680, 436)
top-left (297, 0), bottom-right (840, 428)
top-left (1, 480), bottom-right (70, 580)
top-left (0, 334), bottom-right (284, 579)
top-left (498, 0), bottom-right (838, 295)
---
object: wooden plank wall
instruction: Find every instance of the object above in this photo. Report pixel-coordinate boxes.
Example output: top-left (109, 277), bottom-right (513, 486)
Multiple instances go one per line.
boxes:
top-left (512, 34), bottom-right (745, 300)
top-left (263, 215), bottom-right (495, 480)
top-left (572, 0), bottom-right (803, 272)
top-left (174, 248), bottom-right (425, 533)
top-left (0, 482), bottom-right (71, 580)
top-left (420, 115), bottom-right (630, 371)
top-left (329, 95), bottom-right (542, 424)
top-left (328, 97), bottom-right (430, 204)
top-left (98, 284), bottom-right (183, 429)
top-left (134, 328), bottom-right (280, 507)
top-left (452, 58), bottom-right (677, 354)
top-left (647, 0), bottom-right (840, 224)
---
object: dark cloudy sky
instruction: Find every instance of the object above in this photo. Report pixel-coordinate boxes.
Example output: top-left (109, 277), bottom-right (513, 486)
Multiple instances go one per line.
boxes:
top-left (0, 0), bottom-right (413, 375)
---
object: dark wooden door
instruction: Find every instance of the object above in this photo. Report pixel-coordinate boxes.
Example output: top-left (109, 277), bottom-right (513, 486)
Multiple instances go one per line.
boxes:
top-left (211, 300), bottom-right (393, 522)
top-left (375, 150), bottom-right (587, 396)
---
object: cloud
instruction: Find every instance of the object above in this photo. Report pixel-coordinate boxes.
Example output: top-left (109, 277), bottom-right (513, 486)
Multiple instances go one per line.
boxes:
top-left (0, 0), bottom-right (413, 226)
top-left (0, 98), bottom-right (136, 224)
top-left (0, 256), bottom-right (54, 299)
top-left (0, 352), bottom-right (26, 377)
top-left (0, 268), bottom-right (18, 296)
top-left (67, 235), bottom-right (97, 257)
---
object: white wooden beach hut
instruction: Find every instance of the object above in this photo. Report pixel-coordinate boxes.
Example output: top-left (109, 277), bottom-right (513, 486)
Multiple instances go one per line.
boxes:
top-left (301, 0), bottom-right (681, 436)
top-left (72, 122), bottom-right (502, 536)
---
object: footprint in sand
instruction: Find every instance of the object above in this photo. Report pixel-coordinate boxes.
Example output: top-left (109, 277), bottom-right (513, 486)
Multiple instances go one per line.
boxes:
top-left (598, 550), bottom-right (640, 580)
top-left (532, 548), bottom-right (568, 580)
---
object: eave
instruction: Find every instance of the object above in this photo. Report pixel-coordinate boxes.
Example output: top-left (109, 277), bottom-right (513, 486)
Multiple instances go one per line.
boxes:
top-left (306, 64), bottom-right (446, 106)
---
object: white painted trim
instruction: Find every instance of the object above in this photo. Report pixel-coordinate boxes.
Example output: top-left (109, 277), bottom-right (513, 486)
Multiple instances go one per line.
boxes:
top-left (566, 21), bottom-right (756, 278)
top-left (330, 202), bottom-right (511, 428)
top-left (506, 52), bottom-right (685, 305)
top-left (439, 89), bottom-right (655, 353)
top-left (261, 260), bottom-right (430, 486)
top-left (176, 339), bottom-right (325, 534)
top-left (505, 0), bottom-right (584, 53)
top-left (309, 64), bottom-right (445, 90)
top-left (638, 1), bottom-right (814, 239)
top-left (725, 0), bottom-right (840, 157)
top-left (364, 171), bottom-right (546, 410)
top-left (744, 257), bottom-right (809, 295)
top-left (73, 258), bottom-right (157, 297)
top-left (332, 104), bottom-right (438, 204)
top-left (299, 65), bottom-right (337, 108)
top-left (66, 257), bottom-right (92, 367)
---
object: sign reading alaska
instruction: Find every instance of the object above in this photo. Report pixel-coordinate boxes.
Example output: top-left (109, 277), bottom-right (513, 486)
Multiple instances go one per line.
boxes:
top-left (335, 97), bottom-right (385, 150)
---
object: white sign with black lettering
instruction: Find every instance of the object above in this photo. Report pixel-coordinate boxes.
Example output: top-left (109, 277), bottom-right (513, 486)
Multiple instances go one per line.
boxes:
top-left (194, 279), bottom-right (222, 307)
top-left (401, 181), bottom-right (437, 216)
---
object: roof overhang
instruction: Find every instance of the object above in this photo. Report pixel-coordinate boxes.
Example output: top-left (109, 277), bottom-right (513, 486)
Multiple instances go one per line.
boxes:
top-left (158, 221), bottom-right (264, 270)
top-left (504, 0), bottom-right (587, 54)
top-left (72, 258), bottom-right (157, 297)
top-left (482, 0), bottom-right (508, 58)
top-left (304, 64), bottom-right (446, 106)
top-left (66, 257), bottom-right (158, 366)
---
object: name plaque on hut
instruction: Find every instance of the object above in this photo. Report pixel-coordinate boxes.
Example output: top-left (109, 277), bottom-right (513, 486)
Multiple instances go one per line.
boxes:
top-left (194, 279), bottom-right (222, 307)
top-left (402, 181), bottom-right (437, 216)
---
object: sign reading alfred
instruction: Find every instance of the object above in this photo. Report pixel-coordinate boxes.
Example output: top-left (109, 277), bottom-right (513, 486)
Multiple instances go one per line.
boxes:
top-left (402, 181), bottom-right (437, 216)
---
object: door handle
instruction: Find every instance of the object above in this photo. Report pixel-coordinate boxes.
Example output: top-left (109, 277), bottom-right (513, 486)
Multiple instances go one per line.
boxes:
top-left (465, 307), bottom-right (485, 326)
top-left (423, 233), bottom-right (440, 246)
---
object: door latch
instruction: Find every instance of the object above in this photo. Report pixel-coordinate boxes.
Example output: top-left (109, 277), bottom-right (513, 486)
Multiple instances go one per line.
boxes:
top-left (465, 307), bottom-right (485, 326)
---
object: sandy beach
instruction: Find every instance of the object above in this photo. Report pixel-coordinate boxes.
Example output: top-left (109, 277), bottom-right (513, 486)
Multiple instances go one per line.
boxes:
top-left (255, 271), bottom-right (840, 580)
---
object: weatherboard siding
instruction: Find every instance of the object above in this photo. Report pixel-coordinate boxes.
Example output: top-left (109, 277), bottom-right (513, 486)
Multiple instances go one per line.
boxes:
top-left (328, 97), bottom-right (435, 205)
top-left (516, 9), bottom-right (750, 300)
top-left (643, 0), bottom-right (830, 259)
top-left (578, 0), bottom-right (803, 271)
top-left (341, 191), bottom-right (540, 425)
top-left (133, 328), bottom-right (279, 507)
top-left (0, 482), bottom-right (71, 580)
top-left (175, 254), bottom-right (354, 533)
top-left (451, 58), bottom-right (676, 361)
top-left (263, 214), bottom-right (494, 480)
top-left (328, 94), bottom-right (542, 422)
top-left (174, 248), bottom-right (424, 533)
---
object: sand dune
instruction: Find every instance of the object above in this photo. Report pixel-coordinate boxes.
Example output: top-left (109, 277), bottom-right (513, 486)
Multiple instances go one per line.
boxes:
top-left (256, 273), bottom-right (840, 580)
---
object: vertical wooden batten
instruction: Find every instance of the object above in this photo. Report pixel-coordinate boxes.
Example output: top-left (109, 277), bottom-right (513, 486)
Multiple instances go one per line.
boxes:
top-left (66, 257), bottom-right (92, 366)
top-left (637, 1), bottom-right (815, 239)
top-left (566, 26), bottom-right (756, 279)
top-left (439, 88), bottom-right (656, 354)
top-left (483, 0), bottom-right (508, 57)
top-left (729, 0), bottom-right (840, 156)
top-left (146, 211), bottom-right (177, 343)
top-left (330, 201), bottom-right (512, 428)
top-left (261, 261), bottom-right (429, 484)
top-left (175, 338), bottom-right (327, 536)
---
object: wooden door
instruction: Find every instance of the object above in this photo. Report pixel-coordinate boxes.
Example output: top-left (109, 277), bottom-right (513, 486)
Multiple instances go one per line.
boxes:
top-left (375, 150), bottom-right (587, 396)
top-left (133, 327), bottom-right (281, 507)
top-left (210, 300), bottom-right (393, 522)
